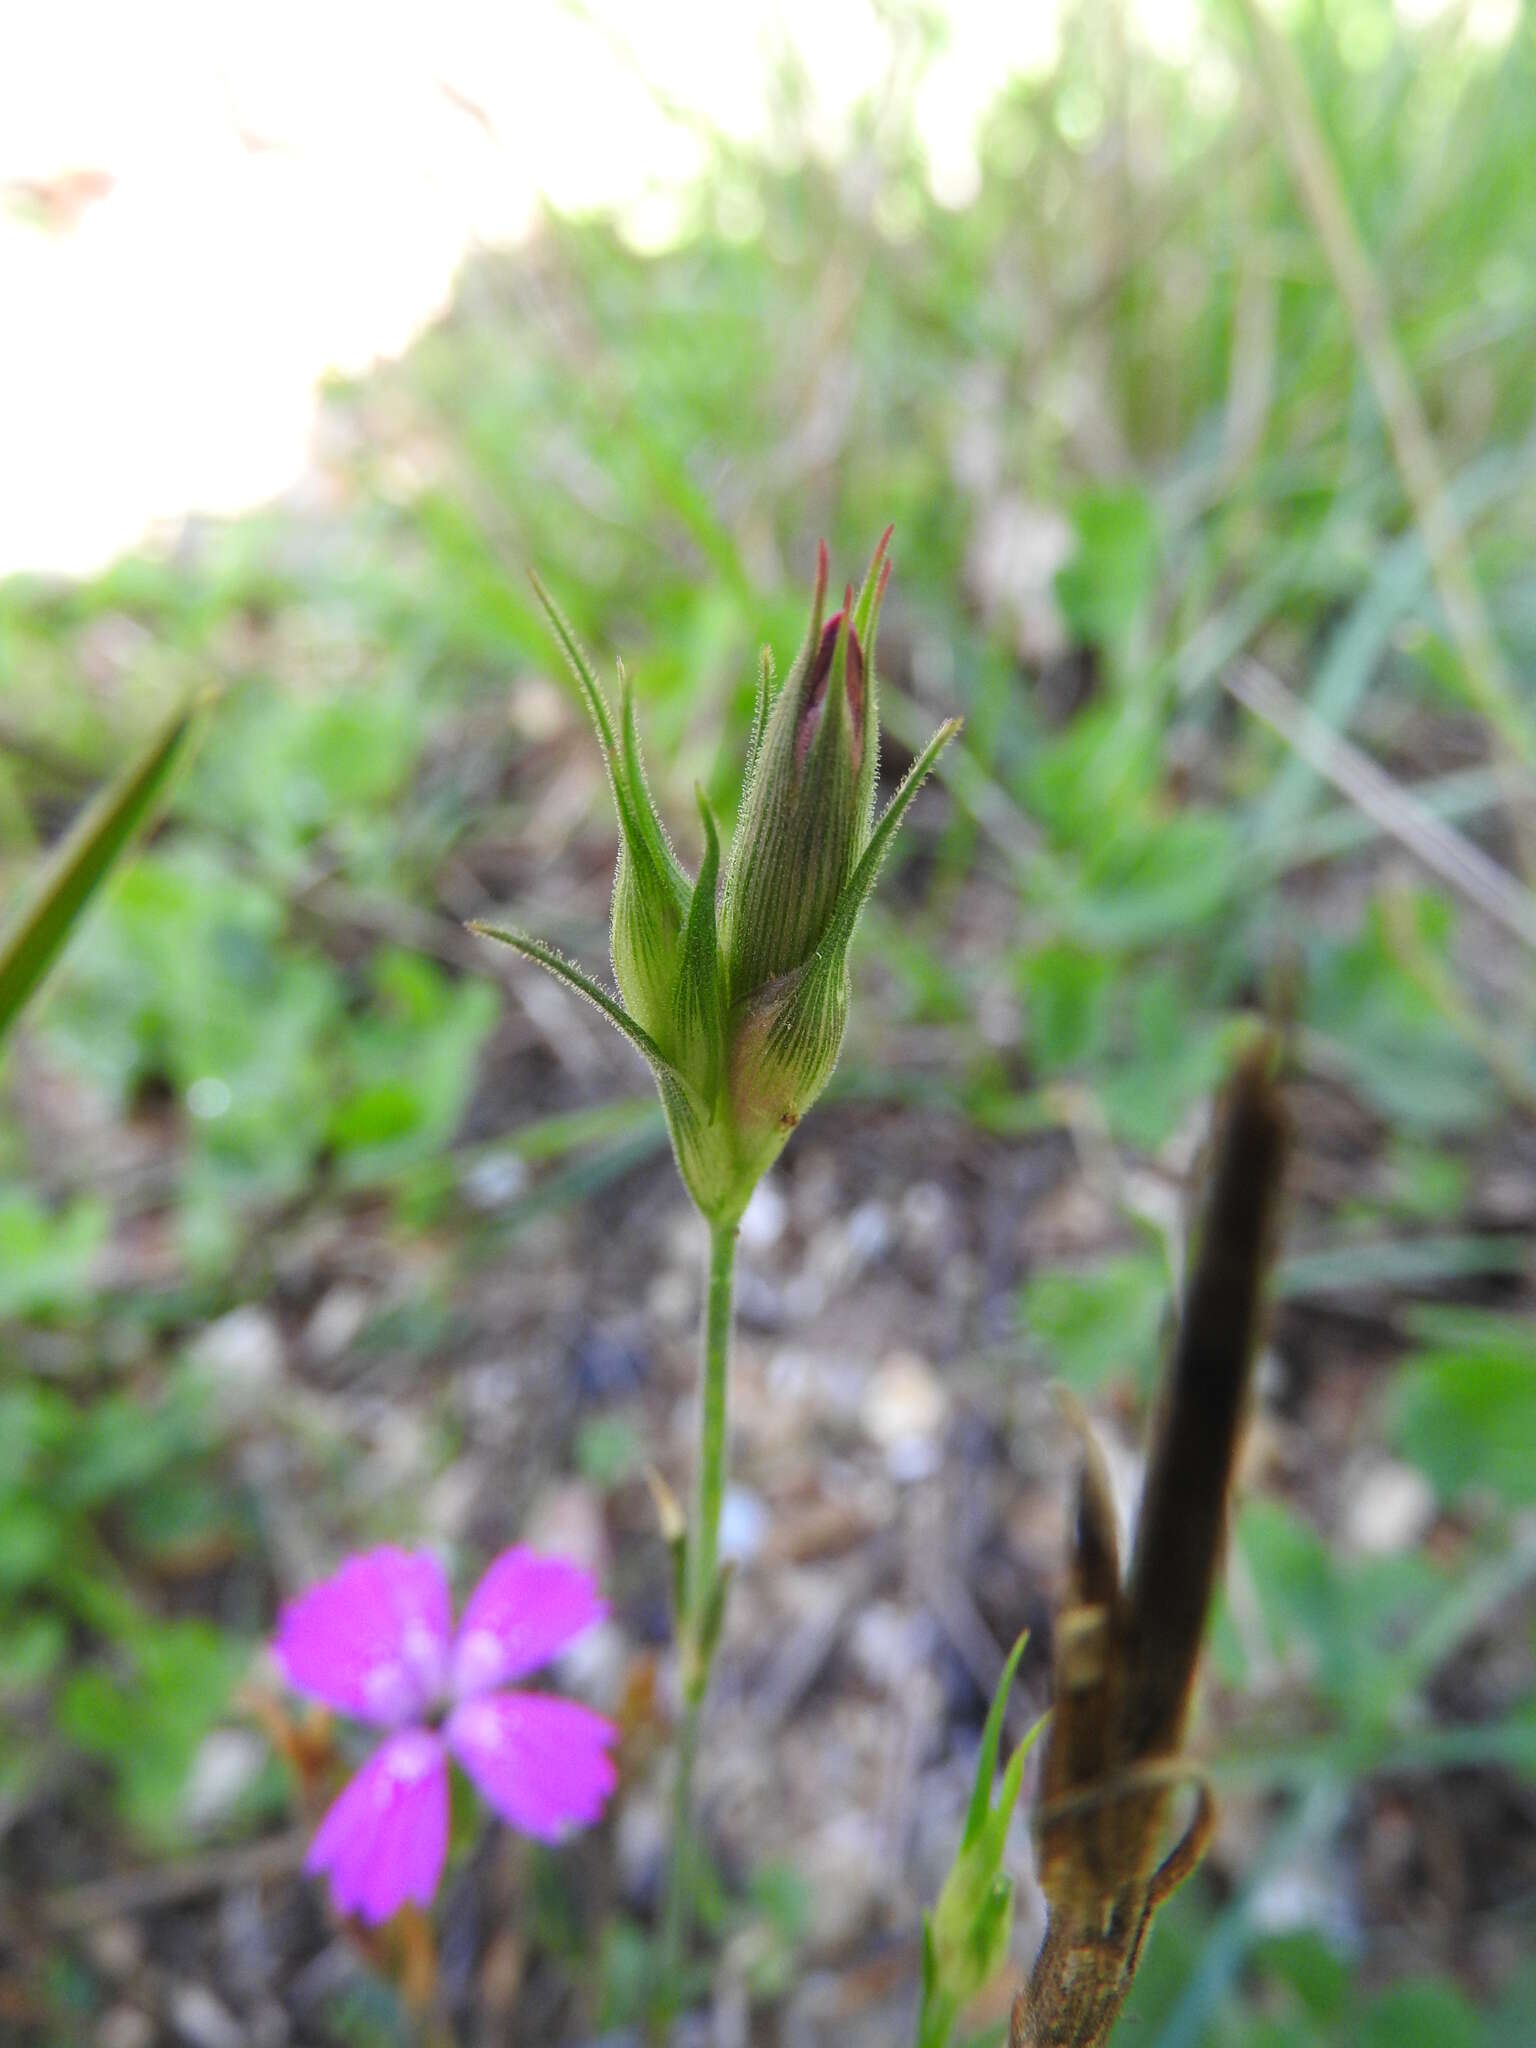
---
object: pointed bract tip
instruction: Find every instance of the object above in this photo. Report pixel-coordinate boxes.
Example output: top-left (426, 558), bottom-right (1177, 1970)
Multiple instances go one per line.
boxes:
top-left (800, 540), bottom-right (831, 658)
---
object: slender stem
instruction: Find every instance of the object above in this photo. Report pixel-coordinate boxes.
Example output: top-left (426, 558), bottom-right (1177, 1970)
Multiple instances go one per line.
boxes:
top-left (659, 1214), bottom-right (738, 2003)
top-left (685, 1217), bottom-right (737, 1639)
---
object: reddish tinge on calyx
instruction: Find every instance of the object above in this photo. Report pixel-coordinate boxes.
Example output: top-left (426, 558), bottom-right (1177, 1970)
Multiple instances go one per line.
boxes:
top-left (796, 587), bottom-right (865, 775)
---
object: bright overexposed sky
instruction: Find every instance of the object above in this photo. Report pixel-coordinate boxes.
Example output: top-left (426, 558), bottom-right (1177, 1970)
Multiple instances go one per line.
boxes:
top-left (0, 0), bottom-right (1517, 578)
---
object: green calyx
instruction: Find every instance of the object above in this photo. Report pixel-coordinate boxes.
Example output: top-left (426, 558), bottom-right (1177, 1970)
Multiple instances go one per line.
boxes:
top-left (481, 542), bottom-right (958, 1224)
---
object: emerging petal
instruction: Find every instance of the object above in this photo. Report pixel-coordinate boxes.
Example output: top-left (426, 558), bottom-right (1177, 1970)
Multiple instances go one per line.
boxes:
top-left (450, 1547), bottom-right (607, 1698)
top-left (446, 1691), bottom-right (617, 1842)
top-left (304, 1730), bottom-right (449, 1924)
top-left (275, 1547), bottom-right (451, 1724)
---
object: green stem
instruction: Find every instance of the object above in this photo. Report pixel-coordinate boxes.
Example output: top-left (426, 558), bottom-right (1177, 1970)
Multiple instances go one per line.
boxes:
top-left (659, 1213), bottom-right (738, 2005)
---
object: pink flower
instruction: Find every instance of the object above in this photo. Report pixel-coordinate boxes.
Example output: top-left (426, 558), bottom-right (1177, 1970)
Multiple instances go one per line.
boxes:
top-left (275, 1546), bottom-right (617, 1923)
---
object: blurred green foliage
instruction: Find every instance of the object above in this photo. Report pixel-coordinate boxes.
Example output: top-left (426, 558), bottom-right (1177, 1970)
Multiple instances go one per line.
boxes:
top-left (1, 0), bottom-right (1534, 2040)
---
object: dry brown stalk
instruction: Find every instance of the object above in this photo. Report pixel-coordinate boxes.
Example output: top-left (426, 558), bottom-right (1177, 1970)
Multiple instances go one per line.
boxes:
top-left (1011, 1046), bottom-right (1290, 2047)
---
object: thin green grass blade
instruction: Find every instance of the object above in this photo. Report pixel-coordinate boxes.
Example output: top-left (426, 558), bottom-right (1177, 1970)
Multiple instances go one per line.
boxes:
top-left (962, 1630), bottom-right (1029, 1849)
top-left (0, 692), bottom-right (206, 1044)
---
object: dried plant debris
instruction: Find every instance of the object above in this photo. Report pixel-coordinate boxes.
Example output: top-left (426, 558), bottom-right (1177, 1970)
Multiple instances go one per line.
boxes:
top-left (1013, 1046), bottom-right (1290, 2048)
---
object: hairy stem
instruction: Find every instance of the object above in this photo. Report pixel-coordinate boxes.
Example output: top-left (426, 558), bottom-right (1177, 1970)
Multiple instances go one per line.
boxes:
top-left (659, 1214), bottom-right (738, 2002)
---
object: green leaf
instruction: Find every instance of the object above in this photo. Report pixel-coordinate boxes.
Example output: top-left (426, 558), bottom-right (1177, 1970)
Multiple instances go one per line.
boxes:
top-left (924, 1643), bottom-right (1045, 2048)
top-left (58, 1621), bottom-right (246, 1844)
top-left (0, 692), bottom-right (205, 1044)
top-left (1252, 1930), bottom-right (1352, 2025)
top-left (1357, 1980), bottom-right (1481, 2048)
top-left (1020, 1250), bottom-right (1167, 1394)
top-left (0, 1192), bottom-right (109, 1318)
top-left (1018, 941), bottom-right (1114, 1073)
top-left (0, 1612), bottom-right (67, 1693)
top-left (1069, 810), bottom-right (1236, 949)
top-left (1098, 976), bottom-right (1238, 1151)
top-left (0, 1495), bottom-right (66, 1590)
top-left (1054, 487), bottom-right (1158, 651)
top-left (1390, 1317), bottom-right (1536, 1509)
top-left (1305, 899), bottom-right (1496, 1136)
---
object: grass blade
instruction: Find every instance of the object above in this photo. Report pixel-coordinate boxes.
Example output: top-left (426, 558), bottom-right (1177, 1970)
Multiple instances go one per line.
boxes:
top-left (0, 692), bottom-right (206, 1044)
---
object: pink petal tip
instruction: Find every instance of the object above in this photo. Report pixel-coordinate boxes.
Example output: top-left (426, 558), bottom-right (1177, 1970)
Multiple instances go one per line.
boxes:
top-left (447, 1691), bottom-right (618, 1843)
top-left (305, 1731), bottom-right (449, 1924)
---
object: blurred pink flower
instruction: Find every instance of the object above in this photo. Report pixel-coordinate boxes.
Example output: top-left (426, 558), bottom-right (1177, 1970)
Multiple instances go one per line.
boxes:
top-left (275, 1546), bottom-right (616, 1924)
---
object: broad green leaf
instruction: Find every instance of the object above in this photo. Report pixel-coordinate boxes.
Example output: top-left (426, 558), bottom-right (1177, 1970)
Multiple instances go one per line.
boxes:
top-left (1357, 1980), bottom-right (1480, 2048)
top-left (1054, 487), bottom-right (1158, 652)
top-left (1020, 1250), bottom-right (1167, 1394)
top-left (1390, 1317), bottom-right (1536, 1509)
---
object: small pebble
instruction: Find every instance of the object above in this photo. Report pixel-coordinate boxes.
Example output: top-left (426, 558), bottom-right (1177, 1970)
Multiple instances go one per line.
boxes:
top-left (248, 2005), bottom-right (289, 2048)
top-left (190, 1307), bottom-right (283, 1415)
top-left (845, 1200), bottom-right (894, 1267)
top-left (570, 1327), bottom-right (649, 1399)
top-left (647, 1267), bottom-right (695, 1331)
top-left (801, 1814), bottom-right (888, 1956)
top-left (524, 1479), bottom-right (609, 1578)
top-left (782, 1271), bottom-right (827, 1322)
top-left (182, 1728), bottom-right (265, 1831)
top-left (848, 1601), bottom-right (929, 1691)
top-left (461, 1152), bottom-right (530, 1211)
top-left (85, 1918), bottom-right (145, 1981)
top-left (97, 2010), bottom-right (155, 2048)
top-left (304, 1285), bottom-right (370, 1363)
top-left (556, 1616), bottom-right (625, 1705)
top-left (718, 1486), bottom-right (770, 1565)
top-left (1343, 1457), bottom-right (1436, 1557)
top-left (862, 1352), bottom-right (949, 1481)
top-left (734, 1269), bottom-right (787, 1331)
top-left (739, 1178), bottom-right (788, 1251)
top-left (168, 1981), bottom-right (245, 2048)
top-left (899, 1181), bottom-right (952, 1250)
top-left (614, 1791), bottom-right (669, 1905)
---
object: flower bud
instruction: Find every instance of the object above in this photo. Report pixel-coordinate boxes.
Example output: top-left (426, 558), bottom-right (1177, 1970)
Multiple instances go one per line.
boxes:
top-left (480, 539), bottom-right (958, 1226)
top-left (721, 535), bottom-right (888, 1004)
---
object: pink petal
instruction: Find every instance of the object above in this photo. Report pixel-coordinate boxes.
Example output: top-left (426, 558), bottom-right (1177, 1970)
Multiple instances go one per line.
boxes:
top-left (449, 1547), bottom-right (607, 1697)
top-left (446, 1691), bottom-right (617, 1842)
top-left (275, 1548), bottom-right (451, 1724)
top-left (304, 1730), bottom-right (448, 1924)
